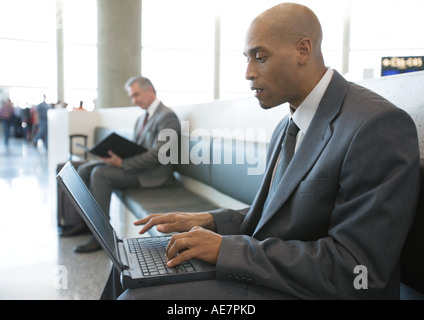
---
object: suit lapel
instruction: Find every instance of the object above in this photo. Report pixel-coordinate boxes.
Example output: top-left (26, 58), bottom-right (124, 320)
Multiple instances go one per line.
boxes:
top-left (134, 114), bottom-right (145, 142)
top-left (137, 103), bottom-right (164, 145)
top-left (252, 71), bottom-right (349, 236)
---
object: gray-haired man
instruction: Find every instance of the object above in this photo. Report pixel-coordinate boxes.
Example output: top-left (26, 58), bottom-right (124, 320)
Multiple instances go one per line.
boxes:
top-left (70, 76), bottom-right (181, 253)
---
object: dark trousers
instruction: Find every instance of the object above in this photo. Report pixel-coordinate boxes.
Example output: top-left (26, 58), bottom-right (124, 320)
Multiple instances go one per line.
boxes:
top-left (100, 266), bottom-right (295, 300)
top-left (100, 267), bottom-right (124, 300)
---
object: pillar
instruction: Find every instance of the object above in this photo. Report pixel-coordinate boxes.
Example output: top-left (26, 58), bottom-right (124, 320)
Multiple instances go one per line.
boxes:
top-left (97, 0), bottom-right (142, 108)
top-left (213, 14), bottom-right (221, 100)
top-left (341, 0), bottom-right (352, 75)
top-left (56, 0), bottom-right (65, 103)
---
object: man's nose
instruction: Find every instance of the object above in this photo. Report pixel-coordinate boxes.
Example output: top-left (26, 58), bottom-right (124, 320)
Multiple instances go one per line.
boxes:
top-left (245, 61), bottom-right (257, 80)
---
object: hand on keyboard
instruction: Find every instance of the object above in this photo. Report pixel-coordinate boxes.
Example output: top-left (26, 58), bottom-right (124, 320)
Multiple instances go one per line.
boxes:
top-left (165, 226), bottom-right (222, 267)
top-left (134, 212), bottom-right (217, 235)
top-left (128, 236), bottom-right (196, 276)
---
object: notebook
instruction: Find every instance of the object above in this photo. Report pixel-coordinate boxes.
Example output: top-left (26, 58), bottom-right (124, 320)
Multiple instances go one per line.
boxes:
top-left (56, 161), bottom-right (216, 289)
top-left (76, 132), bottom-right (147, 158)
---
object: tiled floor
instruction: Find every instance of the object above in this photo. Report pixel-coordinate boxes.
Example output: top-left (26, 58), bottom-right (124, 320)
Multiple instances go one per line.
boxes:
top-left (0, 135), bottom-right (138, 300)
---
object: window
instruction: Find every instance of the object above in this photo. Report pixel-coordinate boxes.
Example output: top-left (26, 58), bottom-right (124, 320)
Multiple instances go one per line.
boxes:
top-left (0, 0), bottom-right (422, 110)
top-left (0, 0), bottom-right (56, 107)
top-left (62, 0), bottom-right (97, 111)
top-left (349, 0), bottom-right (424, 80)
top-left (141, 0), bottom-right (215, 106)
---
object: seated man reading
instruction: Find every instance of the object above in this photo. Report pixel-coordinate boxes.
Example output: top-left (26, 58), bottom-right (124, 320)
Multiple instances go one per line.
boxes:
top-left (71, 76), bottom-right (181, 253)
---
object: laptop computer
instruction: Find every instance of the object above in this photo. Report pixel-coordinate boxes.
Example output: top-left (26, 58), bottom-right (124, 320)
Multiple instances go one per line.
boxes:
top-left (56, 161), bottom-right (215, 289)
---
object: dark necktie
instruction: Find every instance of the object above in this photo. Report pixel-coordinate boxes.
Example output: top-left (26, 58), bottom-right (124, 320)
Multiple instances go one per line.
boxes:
top-left (139, 112), bottom-right (149, 139)
top-left (263, 118), bottom-right (300, 211)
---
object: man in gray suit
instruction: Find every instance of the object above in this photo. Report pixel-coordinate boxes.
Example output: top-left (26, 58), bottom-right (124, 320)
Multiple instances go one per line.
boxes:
top-left (72, 76), bottom-right (181, 253)
top-left (119, 4), bottom-right (420, 299)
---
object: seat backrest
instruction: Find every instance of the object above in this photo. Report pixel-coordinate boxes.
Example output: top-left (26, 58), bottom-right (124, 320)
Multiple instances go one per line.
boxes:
top-left (93, 127), bottom-right (133, 144)
top-left (400, 159), bottom-right (424, 294)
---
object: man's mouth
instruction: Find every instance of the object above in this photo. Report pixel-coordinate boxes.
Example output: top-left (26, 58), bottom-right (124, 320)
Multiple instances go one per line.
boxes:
top-left (251, 87), bottom-right (264, 97)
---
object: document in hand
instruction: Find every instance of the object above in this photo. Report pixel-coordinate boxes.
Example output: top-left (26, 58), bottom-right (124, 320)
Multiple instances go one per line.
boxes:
top-left (76, 133), bottom-right (147, 158)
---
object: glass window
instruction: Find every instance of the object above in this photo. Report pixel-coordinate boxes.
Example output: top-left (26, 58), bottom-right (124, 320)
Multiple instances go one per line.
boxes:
top-left (141, 0), bottom-right (215, 106)
top-left (0, 0), bottom-right (423, 110)
top-left (62, 0), bottom-right (97, 46)
top-left (0, 0), bottom-right (56, 107)
top-left (142, 0), bottom-right (214, 50)
top-left (348, 0), bottom-right (424, 80)
top-left (62, 0), bottom-right (97, 110)
top-left (0, 39), bottom-right (56, 88)
top-left (350, 0), bottom-right (424, 51)
top-left (0, 0), bottom-right (55, 42)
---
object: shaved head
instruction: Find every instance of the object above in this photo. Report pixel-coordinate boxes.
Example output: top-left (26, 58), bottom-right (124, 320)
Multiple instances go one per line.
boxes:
top-left (251, 3), bottom-right (323, 56)
top-left (244, 3), bottom-right (327, 109)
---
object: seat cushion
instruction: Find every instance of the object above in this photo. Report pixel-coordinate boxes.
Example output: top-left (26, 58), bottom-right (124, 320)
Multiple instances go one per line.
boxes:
top-left (114, 182), bottom-right (219, 225)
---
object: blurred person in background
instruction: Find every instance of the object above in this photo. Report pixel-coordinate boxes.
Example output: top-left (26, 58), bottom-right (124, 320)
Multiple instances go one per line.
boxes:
top-left (32, 95), bottom-right (51, 148)
top-left (0, 99), bottom-right (16, 146)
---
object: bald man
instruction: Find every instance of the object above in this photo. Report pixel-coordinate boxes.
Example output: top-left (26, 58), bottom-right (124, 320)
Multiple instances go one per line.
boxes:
top-left (116, 3), bottom-right (419, 300)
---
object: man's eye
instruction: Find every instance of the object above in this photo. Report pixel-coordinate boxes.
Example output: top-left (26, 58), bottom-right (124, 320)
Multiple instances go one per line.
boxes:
top-left (245, 55), bottom-right (267, 63)
top-left (256, 56), bottom-right (267, 62)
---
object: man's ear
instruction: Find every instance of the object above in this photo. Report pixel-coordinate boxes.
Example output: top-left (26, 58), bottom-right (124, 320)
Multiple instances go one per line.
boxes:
top-left (296, 38), bottom-right (312, 65)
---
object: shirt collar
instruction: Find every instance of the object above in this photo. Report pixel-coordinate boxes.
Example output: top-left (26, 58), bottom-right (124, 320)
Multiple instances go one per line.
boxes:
top-left (146, 98), bottom-right (161, 117)
top-left (291, 68), bottom-right (334, 135)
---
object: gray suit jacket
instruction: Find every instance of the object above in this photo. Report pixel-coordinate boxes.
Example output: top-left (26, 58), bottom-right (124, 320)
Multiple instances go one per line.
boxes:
top-left (121, 102), bottom-right (181, 188)
top-left (211, 71), bottom-right (420, 299)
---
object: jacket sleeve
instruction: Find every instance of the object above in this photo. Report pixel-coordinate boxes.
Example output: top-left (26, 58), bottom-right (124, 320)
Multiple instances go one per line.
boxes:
top-left (210, 207), bottom-right (250, 235)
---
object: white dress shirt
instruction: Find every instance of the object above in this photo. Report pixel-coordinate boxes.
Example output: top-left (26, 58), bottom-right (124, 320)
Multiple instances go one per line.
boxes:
top-left (292, 67), bottom-right (334, 151)
top-left (269, 68), bottom-right (334, 188)
top-left (145, 98), bottom-right (161, 118)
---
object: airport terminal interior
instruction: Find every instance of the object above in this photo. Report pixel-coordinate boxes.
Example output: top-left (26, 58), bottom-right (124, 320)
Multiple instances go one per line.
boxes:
top-left (1, 0), bottom-right (424, 300)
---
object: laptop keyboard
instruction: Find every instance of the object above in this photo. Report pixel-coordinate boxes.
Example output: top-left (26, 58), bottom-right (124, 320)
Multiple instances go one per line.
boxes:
top-left (128, 236), bottom-right (196, 276)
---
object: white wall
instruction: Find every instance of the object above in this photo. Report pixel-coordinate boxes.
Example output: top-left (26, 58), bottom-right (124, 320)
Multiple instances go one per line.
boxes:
top-left (358, 71), bottom-right (424, 158)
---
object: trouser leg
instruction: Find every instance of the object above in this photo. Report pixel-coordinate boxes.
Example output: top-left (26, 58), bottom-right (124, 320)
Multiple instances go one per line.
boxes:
top-left (77, 160), bottom-right (104, 186)
top-left (100, 266), bottom-right (124, 300)
top-left (88, 164), bottom-right (140, 219)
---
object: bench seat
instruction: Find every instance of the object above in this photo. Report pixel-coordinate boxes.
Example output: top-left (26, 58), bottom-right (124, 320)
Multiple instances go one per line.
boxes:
top-left (114, 181), bottom-right (219, 237)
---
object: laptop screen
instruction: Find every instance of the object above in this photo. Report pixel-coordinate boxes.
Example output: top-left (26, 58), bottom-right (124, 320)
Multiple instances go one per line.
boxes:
top-left (56, 162), bottom-right (122, 270)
